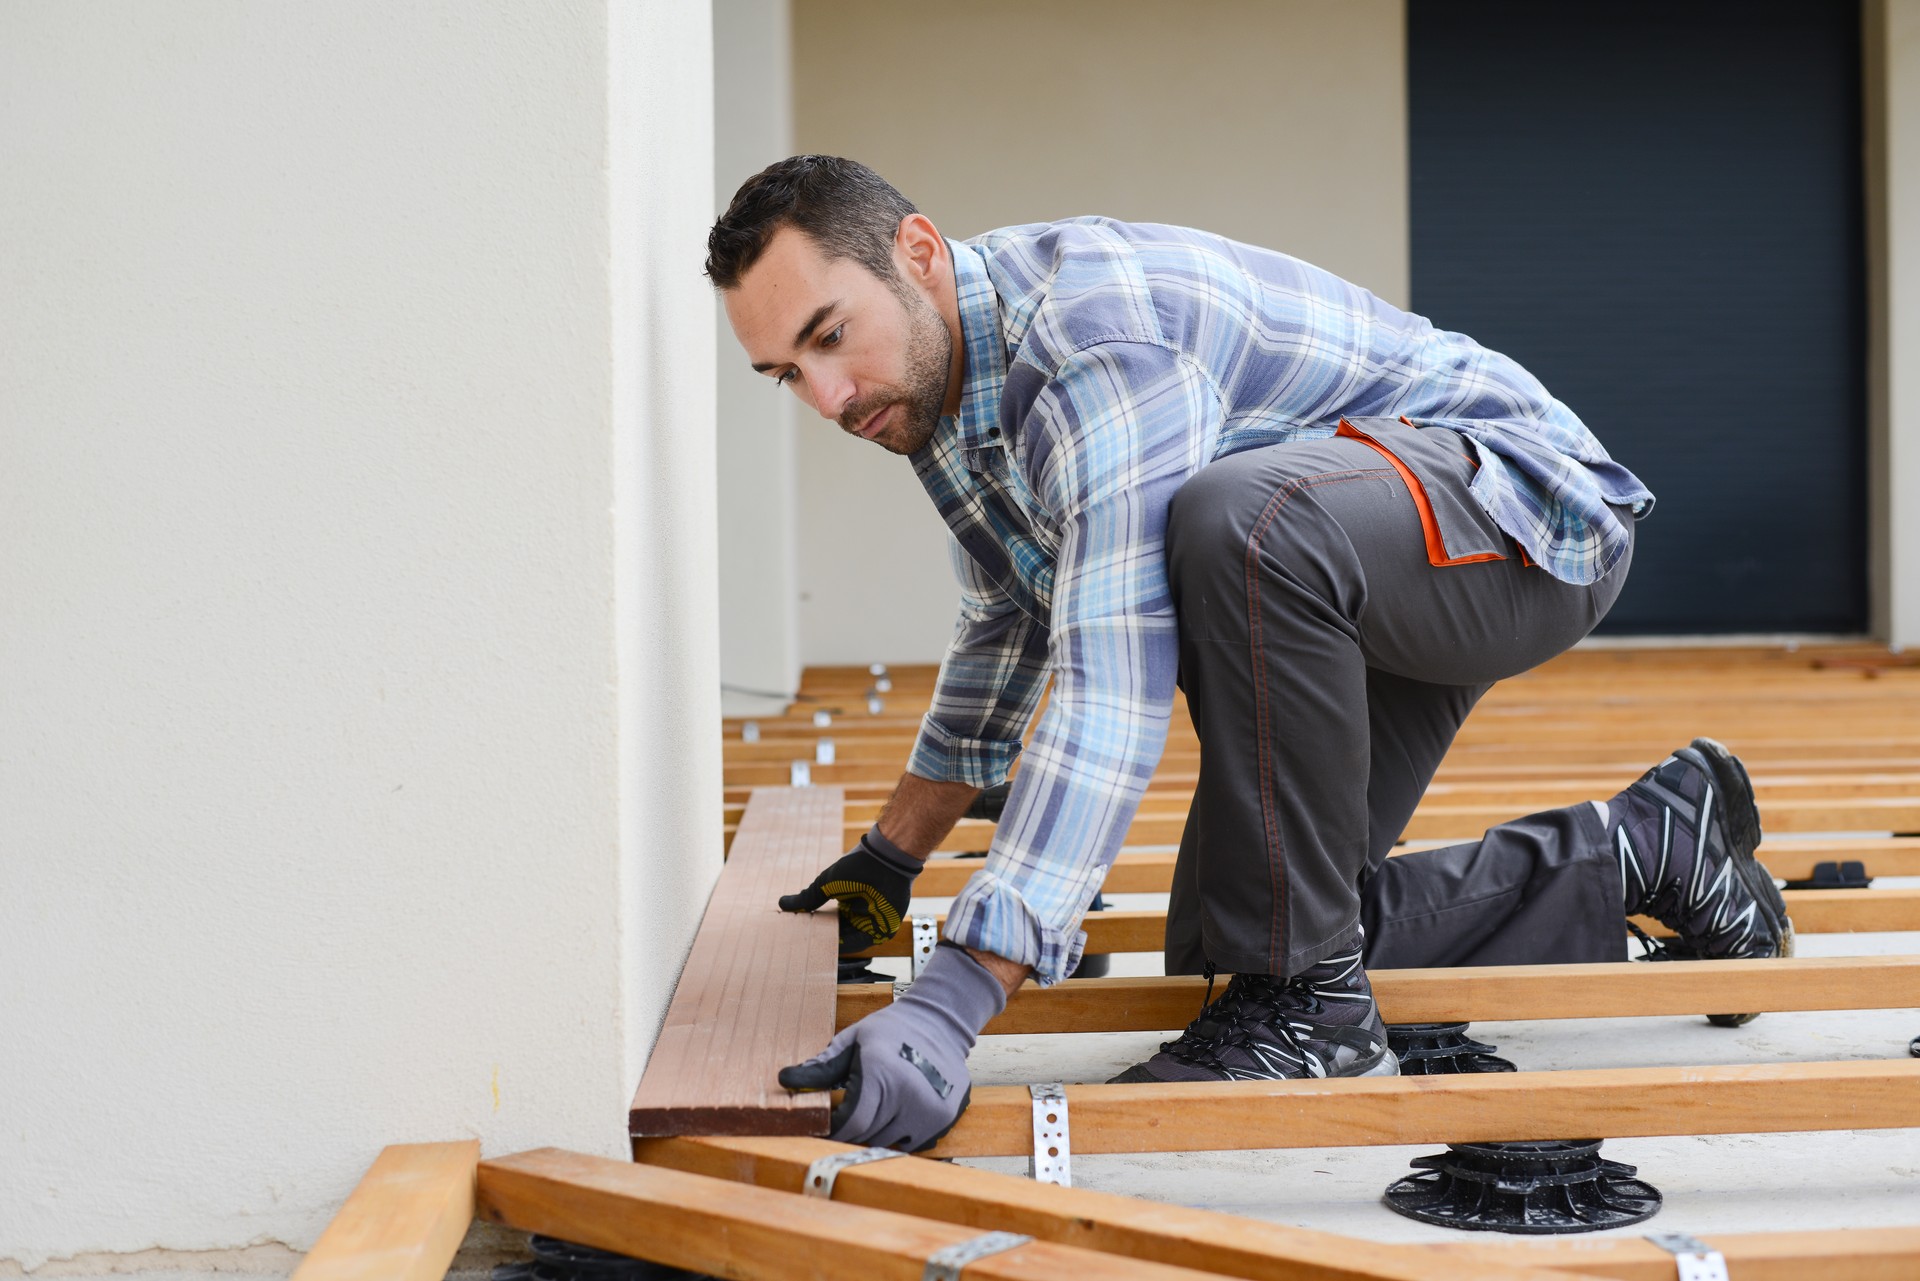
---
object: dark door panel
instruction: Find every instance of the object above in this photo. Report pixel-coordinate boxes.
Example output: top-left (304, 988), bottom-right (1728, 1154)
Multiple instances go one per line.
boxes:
top-left (1409, 0), bottom-right (1866, 633)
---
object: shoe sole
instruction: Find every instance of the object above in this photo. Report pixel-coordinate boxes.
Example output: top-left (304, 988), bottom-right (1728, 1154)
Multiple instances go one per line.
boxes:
top-left (1686, 736), bottom-right (1796, 1027)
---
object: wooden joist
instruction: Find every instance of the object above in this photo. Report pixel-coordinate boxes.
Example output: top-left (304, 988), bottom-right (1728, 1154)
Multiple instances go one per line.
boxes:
top-left (481, 1148), bottom-right (1267, 1281)
top-left (905, 838), bottom-right (1920, 896)
top-left (290, 1141), bottom-right (478, 1281)
top-left (630, 1135), bottom-right (1586, 1281)
top-left (635, 1136), bottom-right (1920, 1281)
top-left (921, 1060), bottom-right (1920, 1158)
top-left (1431, 1228), bottom-right (1920, 1281)
top-left (628, 787), bottom-right (843, 1138)
top-left (853, 889), bottom-right (1920, 958)
top-left (836, 956), bottom-right (1920, 1033)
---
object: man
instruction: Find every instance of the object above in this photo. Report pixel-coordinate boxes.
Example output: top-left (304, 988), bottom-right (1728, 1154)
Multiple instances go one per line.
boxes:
top-left (707, 156), bottom-right (1791, 1153)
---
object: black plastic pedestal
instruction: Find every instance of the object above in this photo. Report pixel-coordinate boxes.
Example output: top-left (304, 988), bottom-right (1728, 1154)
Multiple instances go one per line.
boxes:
top-left (1383, 1140), bottom-right (1661, 1234)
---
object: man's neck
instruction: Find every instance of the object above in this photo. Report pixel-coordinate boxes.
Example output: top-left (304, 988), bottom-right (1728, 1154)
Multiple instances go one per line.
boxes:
top-left (934, 250), bottom-right (966, 418)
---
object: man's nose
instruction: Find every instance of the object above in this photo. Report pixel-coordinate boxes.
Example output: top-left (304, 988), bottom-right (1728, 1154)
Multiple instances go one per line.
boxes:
top-left (807, 369), bottom-right (856, 421)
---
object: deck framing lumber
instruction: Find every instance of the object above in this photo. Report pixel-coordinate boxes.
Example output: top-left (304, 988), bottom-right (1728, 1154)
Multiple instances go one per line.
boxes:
top-left (290, 1141), bottom-right (478, 1281)
top-left (836, 955), bottom-right (1920, 1033)
top-left (481, 1148), bottom-right (1269, 1281)
top-left (920, 1060), bottom-right (1920, 1158)
top-left (634, 1136), bottom-right (1920, 1281)
top-left (629, 1135), bottom-right (1587, 1281)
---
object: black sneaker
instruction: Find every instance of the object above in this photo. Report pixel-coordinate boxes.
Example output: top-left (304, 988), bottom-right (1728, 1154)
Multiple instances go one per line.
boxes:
top-left (1612, 737), bottom-right (1794, 1026)
top-left (1108, 948), bottom-right (1398, 1083)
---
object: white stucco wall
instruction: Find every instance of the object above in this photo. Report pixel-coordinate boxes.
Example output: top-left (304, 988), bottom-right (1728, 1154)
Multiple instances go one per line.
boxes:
top-left (713, 0), bottom-right (801, 708)
top-left (788, 0), bottom-right (1409, 665)
top-left (1, 1), bottom-right (717, 1267)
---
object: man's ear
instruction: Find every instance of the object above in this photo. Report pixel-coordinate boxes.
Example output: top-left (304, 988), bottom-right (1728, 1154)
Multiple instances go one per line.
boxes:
top-left (894, 213), bottom-right (947, 288)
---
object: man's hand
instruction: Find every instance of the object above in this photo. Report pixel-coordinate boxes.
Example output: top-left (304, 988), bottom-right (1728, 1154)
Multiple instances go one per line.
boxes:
top-left (778, 824), bottom-right (922, 953)
top-left (776, 942), bottom-right (1006, 1151)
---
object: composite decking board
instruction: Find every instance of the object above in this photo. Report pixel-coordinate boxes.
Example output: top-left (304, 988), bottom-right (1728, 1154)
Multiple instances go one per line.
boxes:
top-left (835, 955), bottom-right (1920, 1033)
top-left (631, 1135), bottom-right (1586, 1281)
top-left (920, 1060), bottom-right (1920, 1157)
top-left (628, 786), bottom-right (842, 1137)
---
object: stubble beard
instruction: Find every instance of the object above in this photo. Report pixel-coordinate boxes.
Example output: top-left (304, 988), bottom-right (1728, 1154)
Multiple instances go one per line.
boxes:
top-left (840, 289), bottom-right (952, 457)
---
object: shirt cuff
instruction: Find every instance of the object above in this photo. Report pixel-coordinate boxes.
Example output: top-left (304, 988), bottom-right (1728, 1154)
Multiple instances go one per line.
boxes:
top-left (908, 716), bottom-right (1024, 788)
top-left (942, 869), bottom-right (1086, 987)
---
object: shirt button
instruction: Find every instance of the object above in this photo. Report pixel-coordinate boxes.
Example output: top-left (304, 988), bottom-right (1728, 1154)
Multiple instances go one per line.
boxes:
top-left (988, 428), bottom-right (1001, 438)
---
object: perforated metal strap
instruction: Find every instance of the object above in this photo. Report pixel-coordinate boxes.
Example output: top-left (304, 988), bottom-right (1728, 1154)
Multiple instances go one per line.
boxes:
top-left (789, 759), bottom-right (811, 787)
top-left (815, 738), bottom-right (836, 764)
top-left (740, 720), bottom-right (760, 742)
top-left (801, 1146), bottom-right (905, 1200)
top-left (922, 1232), bottom-right (1032, 1281)
top-left (909, 916), bottom-right (938, 980)
top-left (1645, 1232), bottom-right (1729, 1281)
top-left (1027, 1082), bottom-right (1071, 1186)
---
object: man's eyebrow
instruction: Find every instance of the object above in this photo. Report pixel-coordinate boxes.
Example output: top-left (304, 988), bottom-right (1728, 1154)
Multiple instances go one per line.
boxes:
top-left (749, 301), bottom-right (843, 374)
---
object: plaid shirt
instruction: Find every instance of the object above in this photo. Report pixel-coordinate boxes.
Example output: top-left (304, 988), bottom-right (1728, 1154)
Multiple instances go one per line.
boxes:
top-left (911, 219), bottom-right (1652, 984)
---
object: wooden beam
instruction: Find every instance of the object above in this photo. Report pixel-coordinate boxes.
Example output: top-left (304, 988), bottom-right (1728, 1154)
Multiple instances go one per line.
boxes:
top-left (291, 1141), bottom-right (478, 1281)
top-left (853, 890), bottom-right (1920, 958)
top-left (836, 956), bottom-right (1920, 1033)
top-left (921, 1060), bottom-right (1920, 1157)
top-left (628, 787), bottom-right (843, 1138)
top-left (630, 1135), bottom-right (1587, 1281)
top-left (1431, 1227), bottom-right (1920, 1280)
top-left (479, 1148), bottom-right (1245, 1281)
top-left (905, 839), bottom-right (1920, 896)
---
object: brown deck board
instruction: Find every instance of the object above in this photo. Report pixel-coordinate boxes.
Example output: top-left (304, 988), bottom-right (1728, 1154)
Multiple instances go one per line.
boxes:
top-left (628, 786), bottom-right (842, 1138)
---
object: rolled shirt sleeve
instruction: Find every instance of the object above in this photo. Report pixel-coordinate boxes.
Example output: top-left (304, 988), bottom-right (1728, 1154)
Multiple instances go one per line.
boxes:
top-left (940, 342), bottom-right (1222, 983)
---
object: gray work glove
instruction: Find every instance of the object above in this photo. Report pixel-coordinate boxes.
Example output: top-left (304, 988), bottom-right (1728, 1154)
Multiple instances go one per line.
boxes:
top-left (777, 941), bottom-right (1005, 1151)
top-left (778, 824), bottom-right (922, 954)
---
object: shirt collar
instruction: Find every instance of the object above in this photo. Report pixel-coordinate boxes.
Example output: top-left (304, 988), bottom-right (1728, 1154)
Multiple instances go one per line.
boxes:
top-left (946, 238), bottom-right (1008, 452)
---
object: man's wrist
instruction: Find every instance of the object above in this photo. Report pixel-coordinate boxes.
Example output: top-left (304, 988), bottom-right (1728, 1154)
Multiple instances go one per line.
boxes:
top-left (963, 945), bottom-right (1031, 998)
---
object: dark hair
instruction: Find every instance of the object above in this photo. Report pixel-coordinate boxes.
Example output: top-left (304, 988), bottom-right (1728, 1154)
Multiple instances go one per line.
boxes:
top-left (705, 155), bottom-right (918, 290)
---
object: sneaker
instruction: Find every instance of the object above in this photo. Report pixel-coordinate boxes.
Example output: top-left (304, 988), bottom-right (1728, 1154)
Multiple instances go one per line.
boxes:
top-left (1108, 947), bottom-right (1398, 1083)
top-left (1611, 737), bottom-right (1794, 1026)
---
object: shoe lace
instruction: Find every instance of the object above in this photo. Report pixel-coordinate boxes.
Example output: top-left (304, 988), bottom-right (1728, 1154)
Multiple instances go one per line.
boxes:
top-left (1162, 973), bottom-right (1321, 1067)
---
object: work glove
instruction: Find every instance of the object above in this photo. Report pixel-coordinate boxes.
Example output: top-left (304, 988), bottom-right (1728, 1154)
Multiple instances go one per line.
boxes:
top-left (777, 941), bottom-right (1005, 1151)
top-left (778, 824), bottom-right (921, 954)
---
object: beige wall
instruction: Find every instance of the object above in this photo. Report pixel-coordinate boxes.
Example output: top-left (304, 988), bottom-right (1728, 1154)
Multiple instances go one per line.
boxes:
top-left (2, 0), bottom-right (718, 1265)
top-left (1869, 0), bottom-right (1920, 647)
top-left (714, 0), bottom-right (802, 709)
top-left (790, 0), bottom-right (1409, 664)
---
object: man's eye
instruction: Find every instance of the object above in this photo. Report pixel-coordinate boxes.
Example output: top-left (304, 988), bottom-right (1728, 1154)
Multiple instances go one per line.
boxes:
top-left (774, 369), bottom-right (797, 388)
top-left (821, 324), bottom-right (844, 348)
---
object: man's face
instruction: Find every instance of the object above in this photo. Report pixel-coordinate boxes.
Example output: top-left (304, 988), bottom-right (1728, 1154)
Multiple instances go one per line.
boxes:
top-left (725, 226), bottom-right (952, 456)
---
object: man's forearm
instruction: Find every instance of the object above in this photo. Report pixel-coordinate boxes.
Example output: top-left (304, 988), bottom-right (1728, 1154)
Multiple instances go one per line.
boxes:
top-left (874, 772), bottom-right (982, 858)
top-left (875, 772), bottom-right (1034, 996)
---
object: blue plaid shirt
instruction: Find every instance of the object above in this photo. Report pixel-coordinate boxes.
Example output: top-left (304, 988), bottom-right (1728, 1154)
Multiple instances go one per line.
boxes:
top-left (911, 219), bottom-right (1652, 984)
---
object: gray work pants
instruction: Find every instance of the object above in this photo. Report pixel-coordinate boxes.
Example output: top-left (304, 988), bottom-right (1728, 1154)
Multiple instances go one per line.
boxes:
top-left (1162, 418), bottom-right (1633, 978)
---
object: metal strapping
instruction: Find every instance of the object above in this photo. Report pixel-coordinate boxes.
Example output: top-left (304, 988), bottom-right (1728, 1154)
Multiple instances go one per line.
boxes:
top-left (801, 1146), bottom-right (905, 1199)
top-left (892, 980), bottom-right (910, 1001)
top-left (740, 720), bottom-right (759, 742)
top-left (1027, 1082), bottom-right (1071, 1186)
top-left (815, 738), bottom-right (836, 764)
top-left (813, 709), bottom-right (832, 728)
top-left (909, 916), bottom-right (938, 980)
top-left (1645, 1232), bottom-right (1729, 1281)
top-left (789, 759), bottom-right (811, 787)
top-left (921, 1232), bottom-right (1032, 1281)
